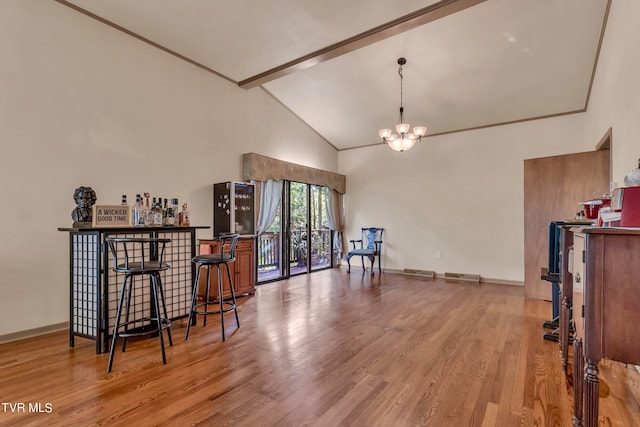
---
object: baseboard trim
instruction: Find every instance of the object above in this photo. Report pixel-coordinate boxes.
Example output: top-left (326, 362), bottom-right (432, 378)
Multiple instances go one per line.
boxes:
top-left (480, 277), bottom-right (524, 286)
top-left (339, 265), bottom-right (406, 275)
top-left (340, 265), bottom-right (524, 286)
top-left (0, 322), bottom-right (68, 344)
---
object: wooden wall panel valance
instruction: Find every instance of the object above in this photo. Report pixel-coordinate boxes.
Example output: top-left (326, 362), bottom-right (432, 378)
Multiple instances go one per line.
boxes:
top-left (242, 153), bottom-right (346, 194)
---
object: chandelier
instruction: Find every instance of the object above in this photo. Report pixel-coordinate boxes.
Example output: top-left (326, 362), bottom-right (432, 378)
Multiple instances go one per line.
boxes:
top-left (378, 58), bottom-right (427, 152)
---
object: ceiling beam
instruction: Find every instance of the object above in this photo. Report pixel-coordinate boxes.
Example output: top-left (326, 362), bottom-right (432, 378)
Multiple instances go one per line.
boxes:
top-left (238, 0), bottom-right (486, 89)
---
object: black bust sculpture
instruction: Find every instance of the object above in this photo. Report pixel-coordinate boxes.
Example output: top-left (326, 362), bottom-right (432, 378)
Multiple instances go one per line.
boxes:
top-left (71, 186), bottom-right (97, 227)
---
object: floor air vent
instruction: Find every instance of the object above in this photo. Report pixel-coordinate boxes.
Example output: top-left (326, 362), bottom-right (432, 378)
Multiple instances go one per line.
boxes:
top-left (444, 272), bottom-right (480, 283)
top-left (403, 269), bottom-right (435, 278)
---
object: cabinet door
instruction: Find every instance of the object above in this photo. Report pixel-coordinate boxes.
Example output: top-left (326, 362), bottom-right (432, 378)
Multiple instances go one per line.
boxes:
top-left (234, 240), bottom-right (255, 295)
top-left (197, 264), bottom-right (234, 300)
top-left (572, 234), bottom-right (586, 342)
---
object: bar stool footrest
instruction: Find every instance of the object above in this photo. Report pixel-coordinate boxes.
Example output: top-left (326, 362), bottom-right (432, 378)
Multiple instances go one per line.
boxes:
top-left (192, 301), bottom-right (236, 316)
top-left (115, 317), bottom-right (172, 338)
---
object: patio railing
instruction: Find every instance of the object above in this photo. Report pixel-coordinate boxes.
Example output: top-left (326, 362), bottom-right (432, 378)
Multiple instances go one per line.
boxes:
top-left (257, 231), bottom-right (280, 272)
top-left (257, 229), bottom-right (332, 274)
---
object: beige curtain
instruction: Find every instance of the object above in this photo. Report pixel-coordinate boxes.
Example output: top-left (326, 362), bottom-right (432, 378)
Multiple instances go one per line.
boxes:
top-left (243, 153), bottom-right (346, 194)
top-left (327, 189), bottom-right (346, 261)
top-left (256, 180), bottom-right (283, 235)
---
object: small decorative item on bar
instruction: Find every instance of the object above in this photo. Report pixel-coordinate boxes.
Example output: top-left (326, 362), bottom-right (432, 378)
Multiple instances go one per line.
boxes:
top-left (92, 204), bottom-right (131, 227)
top-left (71, 186), bottom-right (97, 228)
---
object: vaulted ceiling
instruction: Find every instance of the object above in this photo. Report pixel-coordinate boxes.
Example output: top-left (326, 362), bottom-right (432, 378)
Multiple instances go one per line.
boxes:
top-left (59, 0), bottom-right (610, 151)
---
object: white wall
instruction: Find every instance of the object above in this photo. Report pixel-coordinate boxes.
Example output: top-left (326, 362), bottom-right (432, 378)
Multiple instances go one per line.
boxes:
top-left (584, 0), bottom-right (640, 183)
top-left (338, 1), bottom-right (640, 284)
top-left (0, 0), bottom-right (337, 336)
top-left (338, 115), bottom-right (587, 282)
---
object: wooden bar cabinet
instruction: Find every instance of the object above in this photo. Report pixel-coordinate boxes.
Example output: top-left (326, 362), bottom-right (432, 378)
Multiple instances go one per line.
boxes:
top-left (197, 236), bottom-right (256, 299)
top-left (569, 227), bottom-right (640, 427)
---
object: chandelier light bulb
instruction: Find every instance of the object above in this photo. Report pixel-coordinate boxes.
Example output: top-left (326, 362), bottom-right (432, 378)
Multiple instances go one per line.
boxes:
top-left (396, 123), bottom-right (410, 134)
top-left (378, 129), bottom-right (392, 139)
top-left (413, 126), bottom-right (427, 137)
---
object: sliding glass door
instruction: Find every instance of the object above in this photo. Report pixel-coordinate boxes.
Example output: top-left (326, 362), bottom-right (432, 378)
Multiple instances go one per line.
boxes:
top-left (257, 181), bottom-right (333, 283)
top-left (310, 185), bottom-right (331, 271)
top-left (288, 182), bottom-right (309, 276)
top-left (288, 182), bottom-right (332, 275)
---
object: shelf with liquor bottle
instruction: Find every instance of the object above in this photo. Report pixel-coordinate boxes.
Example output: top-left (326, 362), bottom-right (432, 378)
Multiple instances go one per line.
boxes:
top-left (131, 194), bottom-right (182, 228)
top-left (213, 181), bottom-right (255, 237)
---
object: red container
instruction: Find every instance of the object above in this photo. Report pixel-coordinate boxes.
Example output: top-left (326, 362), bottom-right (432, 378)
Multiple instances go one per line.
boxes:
top-left (581, 197), bottom-right (611, 219)
top-left (620, 186), bottom-right (640, 227)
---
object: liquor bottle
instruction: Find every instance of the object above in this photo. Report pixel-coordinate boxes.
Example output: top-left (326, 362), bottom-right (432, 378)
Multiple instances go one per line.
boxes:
top-left (121, 195), bottom-right (128, 206)
top-left (132, 194), bottom-right (145, 227)
top-left (143, 193), bottom-right (153, 226)
top-left (165, 198), bottom-right (175, 226)
top-left (156, 196), bottom-right (163, 225)
top-left (162, 198), bottom-right (168, 225)
top-left (179, 203), bottom-right (190, 227)
top-left (152, 200), bottom-right (163, 227)
top-left (172, 198), bottom-right (179, 219)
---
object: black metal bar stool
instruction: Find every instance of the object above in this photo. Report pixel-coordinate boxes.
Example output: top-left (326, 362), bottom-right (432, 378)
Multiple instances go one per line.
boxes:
top-left (185, 233), bottom-right (240, 342)
top-left (105, 237), bottom-right (173, 373)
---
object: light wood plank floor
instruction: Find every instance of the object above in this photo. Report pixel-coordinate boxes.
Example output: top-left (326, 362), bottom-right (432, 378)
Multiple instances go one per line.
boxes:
top-left (1, 269), bottom-right (639, 426)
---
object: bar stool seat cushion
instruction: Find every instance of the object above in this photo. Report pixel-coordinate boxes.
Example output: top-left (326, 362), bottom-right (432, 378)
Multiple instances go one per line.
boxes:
top-left (114, 261), bottom-right (170, 273)
top-left (192, 254), bottom-right (233, 264)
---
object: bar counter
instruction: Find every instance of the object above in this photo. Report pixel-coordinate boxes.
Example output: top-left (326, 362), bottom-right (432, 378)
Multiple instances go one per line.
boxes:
top-left (58, 225), bottom-right (209, 353)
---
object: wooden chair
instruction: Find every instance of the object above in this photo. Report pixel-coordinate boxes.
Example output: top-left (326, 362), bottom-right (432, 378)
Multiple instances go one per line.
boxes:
top-left (346, 227), bottom-right (384, 275)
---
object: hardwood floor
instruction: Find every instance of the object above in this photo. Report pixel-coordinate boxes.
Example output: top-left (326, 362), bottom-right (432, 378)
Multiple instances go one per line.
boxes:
top-left (1, 269), bottom-right (639, 426)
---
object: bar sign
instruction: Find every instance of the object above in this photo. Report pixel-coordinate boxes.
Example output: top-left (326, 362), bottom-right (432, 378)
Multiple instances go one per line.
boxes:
top-left (92, 205), bottom-right (131, 227)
